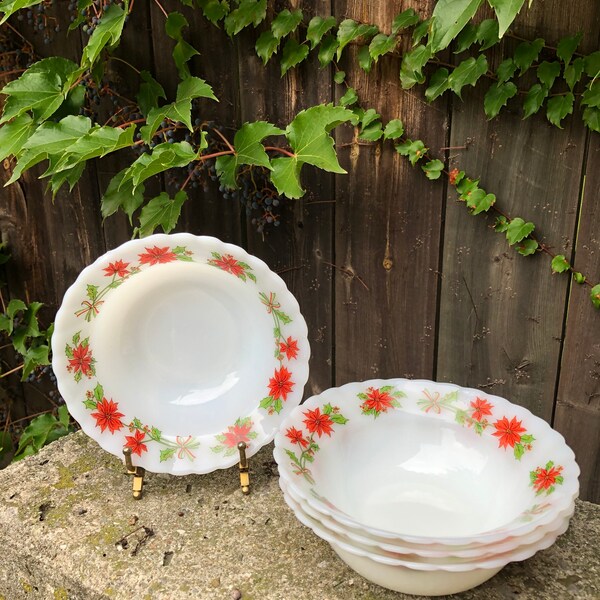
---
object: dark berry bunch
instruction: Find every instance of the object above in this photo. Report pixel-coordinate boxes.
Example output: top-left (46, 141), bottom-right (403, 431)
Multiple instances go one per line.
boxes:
top-left (0, 25), bottom-right (36, 82)
top-left (16, 0), bottom-right (59, 45)
top-left (68, 0), bottom-right (128, 36)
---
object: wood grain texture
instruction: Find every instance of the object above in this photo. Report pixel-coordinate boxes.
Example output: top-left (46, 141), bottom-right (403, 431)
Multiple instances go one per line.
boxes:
top-left (436, 0), bottom-right (598, 422)
top-left (333, 0), bottom-right (447, 386)
top-left (237, 0), bottom-right (336, 396)
top-left (554, 136), bottom-right (600, 502)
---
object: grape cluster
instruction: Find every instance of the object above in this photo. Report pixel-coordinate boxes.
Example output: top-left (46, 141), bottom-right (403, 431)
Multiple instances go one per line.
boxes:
top-left (68, 0), bottom-right (128, 36)
top-left (16, 1), bottom-right (59, 45)
top-left (0, 28), bottom-right (36, 80)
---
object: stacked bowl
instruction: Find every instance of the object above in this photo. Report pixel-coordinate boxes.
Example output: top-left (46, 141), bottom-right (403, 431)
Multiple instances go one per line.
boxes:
top-left (273, 378), bottom-right (579, 596)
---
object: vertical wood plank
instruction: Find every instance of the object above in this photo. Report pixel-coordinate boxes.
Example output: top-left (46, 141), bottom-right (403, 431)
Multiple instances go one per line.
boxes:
top-left (236, 0), bottom-right (335, 396)
top-left (436, 0), bottom-right (599, 421)
top-left (555, 137), bottom-right (600, 503)
top-left (333, 0), bottom-right (447, 385)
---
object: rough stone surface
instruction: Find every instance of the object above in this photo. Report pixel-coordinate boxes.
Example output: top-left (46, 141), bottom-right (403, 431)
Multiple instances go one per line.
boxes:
top-left (0, 432), bottom-right (598, 600)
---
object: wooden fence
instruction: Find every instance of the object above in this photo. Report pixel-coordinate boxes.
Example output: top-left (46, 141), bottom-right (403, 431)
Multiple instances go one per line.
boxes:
top-left (1, 1), bottom-right (598, 502)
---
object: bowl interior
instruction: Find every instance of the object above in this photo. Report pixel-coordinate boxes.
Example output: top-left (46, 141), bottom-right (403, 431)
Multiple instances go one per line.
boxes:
top-left (311, 413), bottom-right (532, 537)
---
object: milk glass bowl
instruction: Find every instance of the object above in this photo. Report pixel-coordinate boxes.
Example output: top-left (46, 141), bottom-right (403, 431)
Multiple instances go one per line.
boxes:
top-left (273, 378), bottom-right (579, 594)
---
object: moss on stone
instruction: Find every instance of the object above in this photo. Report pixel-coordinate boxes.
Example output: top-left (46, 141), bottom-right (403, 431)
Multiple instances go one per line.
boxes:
top-left (53, 464), bottom-right (75, 490)
top-left (53, 588), bottom-right (68, 600)
top-left (20, 580), bottom-right (32, 593)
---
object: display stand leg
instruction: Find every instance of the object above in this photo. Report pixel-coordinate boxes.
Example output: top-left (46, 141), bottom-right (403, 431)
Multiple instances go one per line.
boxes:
top-left (238, 442), bottom-right (250, 495)
top-left (123, 447), bottom-right (146, 500)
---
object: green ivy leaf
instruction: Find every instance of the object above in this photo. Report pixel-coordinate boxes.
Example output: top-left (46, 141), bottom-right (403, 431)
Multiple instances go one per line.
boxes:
top-left (0, 57), bottom-right (79, 124)
top-left (506, 217), bottom-right (535, 245)
top-left (196, 0), bottom-right (229, 26)
top-left (123, 141), bottom-right (199, 192)
top-left (12, 301), bottom-right (43, 355)
top-left (280, 38), bottom-right (309, 76)
top-left (0, 114), bottom-right (34, 162)
top-left (0, 0), bottom-right (41, 22)
top-left (551, 254), bottom-right (570, 273)
top-left (334, 71), bottom-right (346, 84)
top-left (137, 190), bottom-right (187, 237)
top-left (495, 215), bottom-right (509, 232)
top-left (584, 51), bottom-right (600, 78)
top-left (22, 344), bottom-right (49, 381)
top-left (522, 83), bottom-right (548, 119)
top-left (255, 30), bottom-right (279, 64)
top-left (573, 272), bottom-right (586, 284)
top-left (165, 12), bottom-right (200, 79)
top-left (68, 0), bottom-right (93, 31)
top-left (396, 139), bottom-right (428, 165)
top-left (448, 55), bottom-right (488, 98)
top-left (271, 9), bottom-right (302, 39)
top-left (536, 61), bottom-right (561, 89)
top-left (514, 38), bottom-right (545, 75)
top-left (339, 87), bottom-right (358, 107)
top-left (392, 8), bottom-right (419, 35)
top-left (590, 284), bottom-right (600, 309)
top-left (582, 81), bottom-right (600, 108)
top-left (412, 19), bottom-right (431, 46)
top-left (224, 0), bottom-right (266, 36)
top-left (496, 58), bottom-right (517, 83)
top-left (400, 45), bottom-right (432, 89)
top-left (336, 19), bottom-right (378, 61)
top-left (369, 33), bottom-right (397, 63)
top-left (488, 0), bottom-right (526, 38)
top-left (425, 68), bottom-right (450, 102)
top-left (383, 119), bottom-right (404, 140)
top-left (13, 411), bottom-right (70, 461)
top-left (81, 3), bottom-right (128, 68)
top-left (429, 0), bottom-right (484, 53)
top-left (358, 120), bottom-right (383, 141)
top-left (141, 76), bottom-right (216, 142)
top-left (357, 46), bottom-right (373, 72)
top-left (470, 191), bottom-right (496, 214)
top-left (307, 16), bottom-right (336, 49)
top-left (583, 106), bottom-right (600, 133)
top-left (564, 57), bottom-right (585, 91)
top-left (136, 71), bottom-right (166, 118)
top-left (546, 93), bottom-right (574, 128)
top-left (317, 34), bottom-right (339, 67)
top-left (484, 81), bottom-right (517, 119)
top-left (101, 168), bottom-right (145, 223)
top-left (6, 115), bottom-right (92, 185)
top-left (215, 121), bottom-right (284, 188)
top-left (556, 33), bottom-right (582, 67)
top-left (421, 159), bottom-right (444, 180)
top-left (453, 23), bottom-right (477, 54)
top-left (270, 104), bottom-right (354, 199)
top-left (517, 238), bottom-right (539, 256)
top-left (475, 19), bottom-right (499, 50)
top-left (48, 124), bottom-right (136, 175)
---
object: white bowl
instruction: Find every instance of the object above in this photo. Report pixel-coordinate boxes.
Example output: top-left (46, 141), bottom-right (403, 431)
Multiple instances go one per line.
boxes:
top-left (282, 476), bottom-right (576, 559)
top-left (274, 379), bottom-right (579, 546)
top-left (281, 483), bottom-right (571, 596)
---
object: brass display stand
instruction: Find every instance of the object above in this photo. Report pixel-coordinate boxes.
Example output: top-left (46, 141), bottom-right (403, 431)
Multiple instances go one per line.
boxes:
top-left (122, 441), bottom-right (251, 500)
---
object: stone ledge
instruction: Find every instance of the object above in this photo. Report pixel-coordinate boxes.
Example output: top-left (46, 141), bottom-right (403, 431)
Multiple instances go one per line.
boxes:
top-left (0, 432), bottom-right (598, 600)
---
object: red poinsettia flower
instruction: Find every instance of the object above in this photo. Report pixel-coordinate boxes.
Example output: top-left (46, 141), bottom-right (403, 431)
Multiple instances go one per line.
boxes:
top-left (138, 246), bottom-right (177, 266)
top-left (303, 407), bottom-right (334, 438)
top-left (532, 464), bottom-right (564, 493)
top-left (213, 254), bottom-right (245, 277)
top-left (286, 426), bottom-right (308, 448)
top-left (222, 422), bottom-right (253, 448)
top-left (279, 336), bottom-right (299, 361)
top-left (363, 387), bottom-right (394, 413)
top-left (124, 430), bottom-right (148, 456)
top-left (493, 416), bottom-right (527, 449)
top-left (470, 397), bottom-right (494, 422)
top-left (268, 366), bottom-right (294, 401)
top-left (91, 398), bottom-right (125, 434)
top-left (103, 259), bottom-right (130, 278)
top-left (68, 343), bottom-right (93, 376)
